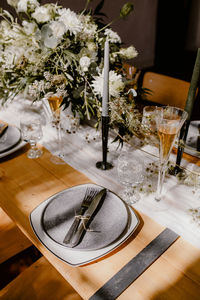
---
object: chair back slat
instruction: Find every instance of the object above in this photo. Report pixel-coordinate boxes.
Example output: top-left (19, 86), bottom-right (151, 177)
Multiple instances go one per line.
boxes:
top-left (142, 72), bottom-right (191, 109)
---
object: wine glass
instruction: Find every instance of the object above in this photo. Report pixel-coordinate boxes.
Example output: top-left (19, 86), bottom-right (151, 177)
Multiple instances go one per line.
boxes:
top-left (20, 117), bottom-right (43, 159)
top-left (118, 151), bottom-right (145, 205)
top-left (48, 95), bottom-right (65, 164)
top-left (141, 105), bottom-right (160, 146)
top-left (155, 106), bottom-right (188, 201)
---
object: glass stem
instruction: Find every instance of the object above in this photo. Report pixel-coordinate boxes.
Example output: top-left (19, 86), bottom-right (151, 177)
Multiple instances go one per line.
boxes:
top-left (155, 162), bottom-right (166, 201)
top-left (30, 141), bottom-right (37, 151)
top-left (56, 119), bottom-right (62, 156)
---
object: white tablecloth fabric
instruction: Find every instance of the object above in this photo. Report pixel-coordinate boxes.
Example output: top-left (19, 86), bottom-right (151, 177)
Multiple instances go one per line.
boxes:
top-left (0, 98), bottom-right (200, 249)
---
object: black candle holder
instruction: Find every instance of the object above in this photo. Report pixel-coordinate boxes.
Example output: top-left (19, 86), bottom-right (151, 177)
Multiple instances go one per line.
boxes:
top-left (170, 120), bottom-right (190, 175)
top-left (170, 48), bottom-right (200, 175)
top-left (96, 116), bottom-right (113, 170)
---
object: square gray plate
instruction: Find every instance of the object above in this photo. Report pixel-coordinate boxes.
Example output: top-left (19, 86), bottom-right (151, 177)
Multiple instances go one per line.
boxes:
top-left (0, 126), bottom-right (21, 153)
top-left (30, 184), bottom-right (140, 266)
top-left (0, 140), bottom-right (26, 159)
top-left (42, 184), bottom-right (129, 251)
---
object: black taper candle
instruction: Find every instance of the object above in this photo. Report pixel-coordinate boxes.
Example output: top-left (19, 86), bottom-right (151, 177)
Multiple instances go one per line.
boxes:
top-left (173, 48), bottom-right (200, 175)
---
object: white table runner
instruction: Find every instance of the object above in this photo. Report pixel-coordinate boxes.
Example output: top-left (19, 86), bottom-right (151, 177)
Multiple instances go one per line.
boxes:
top-left (0, 98), bottom-right (200, 249)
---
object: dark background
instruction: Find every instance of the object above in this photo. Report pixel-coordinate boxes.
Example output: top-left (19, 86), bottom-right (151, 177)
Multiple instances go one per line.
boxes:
top-left (1, 0), bottom-right (200, 118)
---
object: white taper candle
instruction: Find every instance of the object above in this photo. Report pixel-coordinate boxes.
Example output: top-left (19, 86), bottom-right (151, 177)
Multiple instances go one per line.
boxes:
top-left (102, 39), bottom-right (109, 117)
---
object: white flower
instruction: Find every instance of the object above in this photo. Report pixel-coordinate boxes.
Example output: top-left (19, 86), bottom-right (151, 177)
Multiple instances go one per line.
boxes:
top-left (4, 45), bottom-right (24, 66)
top-left (49, 21), bottom-right (66, 38)
top-left (119, 46), bottom-right (138, 59)
top-left (79, 15), bottom-right (97, 39)
top-left (0, 20), bottom-right (11, 36)
top-left (109, 71), bottom-right (125, 97)
top-left (1, 0), bottom-right (140, 130)
top-left (92, 70), bottom-right (125, 98)
top-left (28, 0), bottom-right (39, 9)
top-left (17, 0), bottom-right (28, 12)
top-left (79, 46), bottom-right (97, 63)
top-left (58, 8), bottom-right (82, 35)
top-left (22, 20), bottom-right (37, 35)
top-left (17, 0), bottom-right (38, 13)
top-left (41, 24), bottom-right (58, 48)
top-left (32, 6), bottom-right (52, 23)
top-left (104, 28), bottom-right (121, 43)
top-left (79, 56), bottom-right (91, 72)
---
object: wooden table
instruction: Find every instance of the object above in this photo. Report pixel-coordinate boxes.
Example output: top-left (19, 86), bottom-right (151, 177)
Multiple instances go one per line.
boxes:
top-left (1, 146), bottom-right (200, 300)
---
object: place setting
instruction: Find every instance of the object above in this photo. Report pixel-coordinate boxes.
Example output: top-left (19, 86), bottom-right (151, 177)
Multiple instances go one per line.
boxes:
top-left (0, 120), bottom-right (27, 159)
top-left (30, 183), bottom-right (140, 266)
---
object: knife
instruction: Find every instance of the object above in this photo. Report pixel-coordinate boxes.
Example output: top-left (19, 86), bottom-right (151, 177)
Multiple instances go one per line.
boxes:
top-left (69, 188), bottom-right (107, 248)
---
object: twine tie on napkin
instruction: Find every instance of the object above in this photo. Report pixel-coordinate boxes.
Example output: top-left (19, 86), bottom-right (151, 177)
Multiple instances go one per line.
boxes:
top-left (74, 214), bottom-right (94, 232)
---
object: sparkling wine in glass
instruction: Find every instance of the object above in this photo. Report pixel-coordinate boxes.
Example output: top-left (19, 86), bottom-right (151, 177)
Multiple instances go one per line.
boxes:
top-left (155, 106), bottom-right (188, 201)
top-left (48, 95), bottom-right (62, 118)
top-left (48, 95), bottom-right (65, 164)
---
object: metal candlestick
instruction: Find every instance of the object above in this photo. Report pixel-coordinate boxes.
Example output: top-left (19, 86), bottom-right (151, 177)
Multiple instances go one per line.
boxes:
top-left (172, 48), bottom-right (200, 175)
top-left (96, 116), bottom-right (113, 170)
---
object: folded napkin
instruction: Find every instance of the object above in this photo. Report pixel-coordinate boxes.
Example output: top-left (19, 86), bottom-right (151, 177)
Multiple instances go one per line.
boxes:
top-left (89, 228), bottom-right (179, 300)
top-left (0, 120), bottom-right (8, 137)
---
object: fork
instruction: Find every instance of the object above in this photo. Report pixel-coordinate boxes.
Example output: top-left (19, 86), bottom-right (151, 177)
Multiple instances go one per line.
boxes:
top-left (63, 187), bottom-right (98, 244)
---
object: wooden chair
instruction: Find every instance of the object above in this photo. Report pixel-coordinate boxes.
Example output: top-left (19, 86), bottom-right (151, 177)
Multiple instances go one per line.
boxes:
top-left (0, 256), bottom-right (82, 300)
top-left (142, 71), bottom-right (191, 109)
top-left (0, 208), bottom-right (32, 264)
top-left (0, 209), bottom-right (82, 300)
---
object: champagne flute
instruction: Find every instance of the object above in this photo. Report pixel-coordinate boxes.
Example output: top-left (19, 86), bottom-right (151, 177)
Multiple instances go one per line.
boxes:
top-left (155, 106), bottom-right (188, 201)
top-left (48, 95), bottom-right (65, 164)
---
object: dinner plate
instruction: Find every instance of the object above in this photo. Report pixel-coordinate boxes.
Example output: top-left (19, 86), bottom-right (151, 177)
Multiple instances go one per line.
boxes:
top-left (0, 126), bottom-right (21, 153)
top-left (30, 184), bottom-right (140, 266)
top-left (0, 139), bottom-right (26, 159)
top-left (185, 120), bottom-right (200, 157)
top-left (42, 184), bottom-right (129, 251)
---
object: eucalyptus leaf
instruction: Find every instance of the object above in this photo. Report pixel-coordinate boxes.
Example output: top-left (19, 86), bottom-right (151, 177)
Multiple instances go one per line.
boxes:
top-left (120, 2), bottom-right (134, 18)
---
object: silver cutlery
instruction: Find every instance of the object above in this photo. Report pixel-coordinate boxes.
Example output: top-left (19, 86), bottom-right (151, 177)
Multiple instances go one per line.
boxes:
top-left (63, 187), bottom-right (98, 244)
top-left (70, 188), bottom-right (107, 248)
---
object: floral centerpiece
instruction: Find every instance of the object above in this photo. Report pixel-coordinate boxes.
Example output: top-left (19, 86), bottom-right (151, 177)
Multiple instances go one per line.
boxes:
top-left (0, 0), bottom-right (143, 141)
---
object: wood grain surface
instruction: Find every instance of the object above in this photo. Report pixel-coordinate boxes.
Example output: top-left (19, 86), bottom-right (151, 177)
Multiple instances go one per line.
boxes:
top-left (0, 147), bottom-right (200, 300)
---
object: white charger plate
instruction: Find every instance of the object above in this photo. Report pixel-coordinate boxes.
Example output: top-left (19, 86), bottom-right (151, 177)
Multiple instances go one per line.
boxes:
top-left (30, 183), bottom-right (140, 266)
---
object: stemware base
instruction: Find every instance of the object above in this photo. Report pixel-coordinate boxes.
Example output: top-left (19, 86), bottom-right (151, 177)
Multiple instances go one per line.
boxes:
top-left (27, 148), bottom-right (43, 159)
top-left (147, 195), bottom-right (169, 212)
top-left (120, 188), bottom-right (140, 206)
top-left (50, 154), bottom-right (66, 165)
top-left (96, 161), bottom-right (113, 170)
